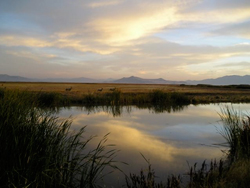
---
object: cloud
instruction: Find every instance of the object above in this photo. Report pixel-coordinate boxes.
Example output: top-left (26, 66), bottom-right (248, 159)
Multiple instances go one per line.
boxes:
top-left (0, 0), bottom-right (250, 79)
top-left (0, 35), bottom-right (51, 48)
top-left (71, 113), bottom-right (222, 164)
top-left (211, 21), bottom-right (250, 39)
top-left (87, 0), bottom-right (124, 8)
top-left (217, 61), bottom-right (250, 67)
top-left (88, 7), bottom-right (178, 44)
top-left (180, 0), bottom-right (250, 23)
top-left (1, 34), bottom-right (250, 79)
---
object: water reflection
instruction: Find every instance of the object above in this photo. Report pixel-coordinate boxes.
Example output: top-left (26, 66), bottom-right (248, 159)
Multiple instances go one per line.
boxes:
top-left (56, 104), bottom-right (189, 117)
top-left (56, 103), bottom-right (250, 187)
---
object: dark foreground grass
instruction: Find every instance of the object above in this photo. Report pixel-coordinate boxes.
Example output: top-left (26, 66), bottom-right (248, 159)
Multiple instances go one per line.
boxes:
top-left (0, 89), bottom-right (120, 187)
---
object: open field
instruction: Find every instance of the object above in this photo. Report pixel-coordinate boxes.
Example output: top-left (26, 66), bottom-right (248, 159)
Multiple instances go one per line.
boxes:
top-left (1, 82), bottom-right (250, 104)
top-left (1, 82), bottom-right (250, 94)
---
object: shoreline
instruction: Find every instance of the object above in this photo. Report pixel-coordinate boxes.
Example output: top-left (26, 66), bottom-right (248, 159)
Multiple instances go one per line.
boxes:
top-left (1, 82), bottom-right (250, 105)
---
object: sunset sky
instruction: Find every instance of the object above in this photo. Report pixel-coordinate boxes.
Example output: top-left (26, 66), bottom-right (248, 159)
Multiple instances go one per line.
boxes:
top-left (1, 0), bottom-right (250, 81)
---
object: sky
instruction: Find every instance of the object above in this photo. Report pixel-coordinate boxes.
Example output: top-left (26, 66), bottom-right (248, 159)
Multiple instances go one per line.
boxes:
top-left (0, 0), bottom-right (250, 81)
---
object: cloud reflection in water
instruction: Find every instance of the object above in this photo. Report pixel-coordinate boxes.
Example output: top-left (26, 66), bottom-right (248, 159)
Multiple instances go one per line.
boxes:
top-left (56, 103), bottom-right (250, 184)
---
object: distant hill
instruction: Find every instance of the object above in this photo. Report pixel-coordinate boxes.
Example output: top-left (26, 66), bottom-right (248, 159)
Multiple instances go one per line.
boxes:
top-left (0, 74), bottom-right (100, 83)
top-left (42, 77), bottom-right (99, 83)
top-left (0, 74), bottom-right (35, 82)
top-left (0, 74), bottom-right (249, 85)
top-left (186, 75), bottom-right (250, 85)
top-left (112, 76), bottom-right (185, 84)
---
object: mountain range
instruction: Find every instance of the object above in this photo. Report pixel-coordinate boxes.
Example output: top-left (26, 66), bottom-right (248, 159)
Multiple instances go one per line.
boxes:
top-left (0, 74), bottom-right (249, 85)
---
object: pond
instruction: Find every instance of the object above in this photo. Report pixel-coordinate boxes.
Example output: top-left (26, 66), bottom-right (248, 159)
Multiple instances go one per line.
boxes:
top-left (57, 103), bottom-right (250, 187)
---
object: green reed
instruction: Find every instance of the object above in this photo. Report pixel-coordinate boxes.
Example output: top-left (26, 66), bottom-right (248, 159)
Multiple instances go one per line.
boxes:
top-left (0, 90), bottom-right (120, 187)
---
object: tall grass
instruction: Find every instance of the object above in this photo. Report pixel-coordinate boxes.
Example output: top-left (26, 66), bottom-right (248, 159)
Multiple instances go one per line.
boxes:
top-left (219, 106), bottom-right (250, 163)
top-left (125, 154), bottom-right (181, 188)
top-left (184, 106), bottom-right (250, 188)
top-left (71, 89), bottom-right (190, 107)
top-left (125, 106), bottom-right (250, 188)
top-left (36, 91), bottom-right (65, 107)
top-left (3, 88), bottom-right (250, 187)
top-left (150, 90), bottom-right (189, 105)
top-left (0, 90), bottom-right (120, 187)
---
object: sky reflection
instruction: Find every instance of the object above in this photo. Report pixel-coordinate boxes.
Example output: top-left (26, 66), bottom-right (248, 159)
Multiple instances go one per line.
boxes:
top-left (56, 103), bottom-right (250, 186)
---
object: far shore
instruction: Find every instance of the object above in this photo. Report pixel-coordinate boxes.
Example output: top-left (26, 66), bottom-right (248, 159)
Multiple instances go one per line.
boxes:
top-left (1, 82), bottom-right (250, 104)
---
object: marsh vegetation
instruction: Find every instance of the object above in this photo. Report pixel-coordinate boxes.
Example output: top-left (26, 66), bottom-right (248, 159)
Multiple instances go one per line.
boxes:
top-left (1, 82), bottom-right (250, 106)
top-left (124, 106), bottom-right (250, 188)
top-left (0, 90), bottom-right (120, 187)
top-left (1, 88), bottom-right (250, 187)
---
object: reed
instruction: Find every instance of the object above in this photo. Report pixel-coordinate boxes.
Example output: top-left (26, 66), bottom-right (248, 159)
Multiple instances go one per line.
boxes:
top-left (185, 106), bottom-right (250, 188)
top-left (36, 91), bottom-right (63, 107)
top-left (186, 160), bottom-right (224, 188)
top-left (150, 89), bottom-right (171, 104)
top-left (0, 90), bottom-right (120, 187)
top-left (82, 93), bottom-right (102, 105)
top-left (0, 88), bottom-right (4, 98)
top-left (124, 107), bottom-right (250, 188)
top-left (33, 89), bottom-right (191, 107)
top-left (219, 106), bottom-right (250, 163)
top-left (125, 154), bottom-right (181, 188)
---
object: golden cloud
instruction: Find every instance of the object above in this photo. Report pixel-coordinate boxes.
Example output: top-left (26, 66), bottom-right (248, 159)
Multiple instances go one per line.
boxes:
top-left (87, 0), bottom-right (124, 8)
top-left (0, 35), bottom-right (51, 48)
top-left (182, 7), bottom-right (250, 23)
top-left (89, 7), bottom-right (178, 45)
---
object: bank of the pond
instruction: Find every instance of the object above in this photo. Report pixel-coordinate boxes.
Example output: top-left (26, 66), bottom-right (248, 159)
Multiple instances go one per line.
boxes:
top-left (1, 82), bottom-right (250, 107)
top-left (33, 91), bottom-right (250, 108)
top-left (2, 88), bottom-right (250, 108)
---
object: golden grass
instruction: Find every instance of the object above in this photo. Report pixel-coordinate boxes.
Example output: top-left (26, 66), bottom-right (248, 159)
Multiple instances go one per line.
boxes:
top-left (1, 82), bottom-right (250, 103)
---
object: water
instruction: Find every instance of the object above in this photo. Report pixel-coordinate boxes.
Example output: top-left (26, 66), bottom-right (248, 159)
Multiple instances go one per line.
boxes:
top-left (57, 103), bottom-right (250, 187)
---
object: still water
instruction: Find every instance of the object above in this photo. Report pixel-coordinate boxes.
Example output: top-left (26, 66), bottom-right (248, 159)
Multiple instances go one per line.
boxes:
top-left (57, 103), bottom-right (250, 187)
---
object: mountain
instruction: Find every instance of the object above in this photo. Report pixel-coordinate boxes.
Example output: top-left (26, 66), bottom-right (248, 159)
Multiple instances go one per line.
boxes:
top-left (186, 75), bottom-right (250, 85)
top-left (42, 77), bottom-right (99, 83)
top-left (0, 74), bottom-right (35, 82)
top-left (0, 74), bottom-right (101, 83)
top-left (0, 74), bottom-right (249, 85)
top-left (112, 76), bottom-right (185, 84)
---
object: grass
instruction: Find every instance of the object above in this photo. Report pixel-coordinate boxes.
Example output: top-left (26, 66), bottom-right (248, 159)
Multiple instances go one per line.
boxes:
top-left (186, 107), bottom-right (250, 188)
top-left (0, 87), bottom-right (191, 107)
top-left (125, 154), bottom-right (181, 188)
top-left (2, 88), bottom-right (250, 187)
top-left (1, 82), bottom-right (250, 105)
top-left (0, 89), bottom-right (121, 187)
top-left (125, 106), bottom-right (250, 188)
top-left (218, 106), bottom-right (250, 163)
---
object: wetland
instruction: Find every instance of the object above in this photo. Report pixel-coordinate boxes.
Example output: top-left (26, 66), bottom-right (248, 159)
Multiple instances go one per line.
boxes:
top-left (1, 83), bottom-right (250, 187)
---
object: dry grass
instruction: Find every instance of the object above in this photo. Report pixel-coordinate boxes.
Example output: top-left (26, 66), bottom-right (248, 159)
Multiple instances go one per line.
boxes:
top-left (1, 82), bottom-right (249, 93)
top-left (1, 82), bottom-right (250, 103)
top-left (0, 82), bottom-right (181, 94)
